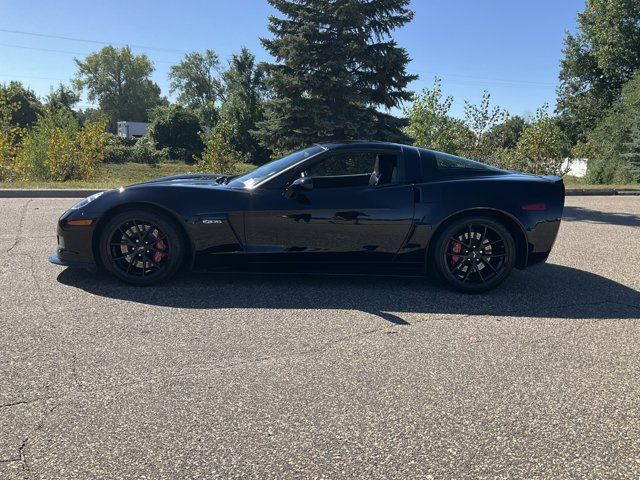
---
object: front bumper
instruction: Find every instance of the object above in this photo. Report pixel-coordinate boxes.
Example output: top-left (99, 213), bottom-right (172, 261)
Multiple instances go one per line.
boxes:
top-left (49, 250), bottom-right (97, 272)
top-left (51, 211), bottom-right (98, 271)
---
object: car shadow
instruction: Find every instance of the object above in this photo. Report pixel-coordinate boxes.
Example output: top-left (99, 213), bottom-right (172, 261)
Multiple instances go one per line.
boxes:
top-left (56, 263), bottom-right (640, 324)
top-left (563, 206), bottom-right (640, 227)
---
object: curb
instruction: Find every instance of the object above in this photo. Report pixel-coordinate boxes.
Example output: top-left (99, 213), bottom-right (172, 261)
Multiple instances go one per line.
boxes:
top-left (0, 188), bottom-right (638, 198)
top-left (565, 189), bottom-right (640, 196)
top-left (0, 189), bottom-right (103, 198)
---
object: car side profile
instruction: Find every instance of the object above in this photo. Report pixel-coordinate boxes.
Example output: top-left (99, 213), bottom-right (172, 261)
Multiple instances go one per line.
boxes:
top-left (50, 141), bottom-right (565, 292)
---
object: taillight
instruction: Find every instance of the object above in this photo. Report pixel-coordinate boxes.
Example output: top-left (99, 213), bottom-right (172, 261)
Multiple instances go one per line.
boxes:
top-left (521, 203), bottom-right (547, 211)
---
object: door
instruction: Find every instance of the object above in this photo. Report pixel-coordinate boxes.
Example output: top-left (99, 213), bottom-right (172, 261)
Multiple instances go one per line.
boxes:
top-left (244, 150), bottom-right (415, 264)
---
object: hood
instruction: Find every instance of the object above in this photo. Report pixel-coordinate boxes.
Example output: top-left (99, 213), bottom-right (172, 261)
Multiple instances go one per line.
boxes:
top-left (129, 173), bottom-right (229, 188)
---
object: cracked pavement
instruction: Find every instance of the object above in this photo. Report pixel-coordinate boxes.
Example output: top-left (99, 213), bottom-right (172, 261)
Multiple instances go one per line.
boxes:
top-left (0, 196), bottom-right (639, 479)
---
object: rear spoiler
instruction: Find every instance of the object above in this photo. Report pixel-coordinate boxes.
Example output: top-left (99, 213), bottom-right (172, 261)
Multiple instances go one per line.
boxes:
top-left (541, 175), bottom-right (563, 183)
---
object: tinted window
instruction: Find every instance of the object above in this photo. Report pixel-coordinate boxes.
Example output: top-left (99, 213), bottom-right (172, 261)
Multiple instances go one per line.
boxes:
top-left (305, 152), bottom-right (377, 177)
top-left (433, 151), bottom-right (500, 171)
top-left (227, 145), bottom-right (324, 188)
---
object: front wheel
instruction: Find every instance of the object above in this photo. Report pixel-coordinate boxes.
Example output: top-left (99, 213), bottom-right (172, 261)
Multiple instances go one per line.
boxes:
top-left (99, 208), bottom-right (185, 285)
top-left (433, 216), bottom-right (516, 293)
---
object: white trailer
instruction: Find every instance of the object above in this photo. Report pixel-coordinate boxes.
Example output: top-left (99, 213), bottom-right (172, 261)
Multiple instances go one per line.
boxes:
top-left (117, 121), bottom-right (149, 139)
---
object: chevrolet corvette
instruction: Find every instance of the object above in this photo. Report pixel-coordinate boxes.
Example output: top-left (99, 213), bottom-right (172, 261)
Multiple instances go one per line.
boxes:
top-left (50, 141), bottom-right (565, 292)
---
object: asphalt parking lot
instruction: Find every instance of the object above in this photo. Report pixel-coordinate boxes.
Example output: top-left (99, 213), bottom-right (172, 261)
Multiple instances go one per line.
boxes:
top-left (1, 196), bottom-right (639, 479)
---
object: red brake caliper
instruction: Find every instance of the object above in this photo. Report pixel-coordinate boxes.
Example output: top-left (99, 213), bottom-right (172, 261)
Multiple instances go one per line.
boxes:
top-left (450, 240), bottom-right (462, 267)
top-left (153, 229), bottom-right (167, 264)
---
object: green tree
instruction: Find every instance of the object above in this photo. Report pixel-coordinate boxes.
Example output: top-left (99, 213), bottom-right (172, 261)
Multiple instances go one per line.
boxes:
top-left (621, 111), bottom-right (640, 180)
top-left (169, 49), bottom-right (222, 128)
top-left (45, 83), bottom-right (80, 115)
top-left (74, 46), bottom-right (164, 129)
top-left (219, 47), bottom-right (269, 163)
top-left (463, 91), bottom-right (508, 161)
top-left (257, 0), bottom-right (417, 153)
top-left (485, 115), bottom-right (526, 151)
top-left (404, 77), bottom-right (471, 154)
top-left (148, 105), bottom-right (204, 161)
top-left (557, 0), bottom-right (640, 144)
top-left (577, 70), bottom-right (640, 183)
top-left (512, 105), bottom-right (568, 175)
top-left (0, 81), bottom-right (42, 127)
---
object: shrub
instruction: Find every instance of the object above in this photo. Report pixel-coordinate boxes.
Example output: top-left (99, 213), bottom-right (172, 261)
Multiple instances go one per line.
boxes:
top-left (104, 135), bottom-right (135, 164)
top-left (104, 134), bottom-right (142, 163)
top-left (18, 109), bottom-right (79, 180)
top-left (0, 97), bottom-right (24, 181)
top-left (195, 121), bottom-right (246, 174)
top-left (17, 109), bottom-right (108, 181)
top-left (510, 106), bottom-right (569, 175)
top-left (76, 119), bottom-right (108, 179)
top-left (131, 135), bottom-right (167, 164)
top-left (104, 134), bottom-right (168, 165)
top-left (148, 105), bottom-right (203, 163)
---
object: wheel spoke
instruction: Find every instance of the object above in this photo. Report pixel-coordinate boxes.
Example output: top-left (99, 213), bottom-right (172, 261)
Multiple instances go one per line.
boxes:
top-left (141, 225), bottom-right (155, 243)
top-left (111, 241), bottom-right (135, 247)
top-left (451, 258), bottom-right (467, 272)
top-left (132, 220), bottom-right (145, 241)
top-left (479, 225), bottom-right (488, 246)
top-left (112, 252), bottom-right (135, 261)
top-left (118, 227), bottom-right (135, 244)
top-left (126, 256), bottom-right (134, 274)
top-left (462, 262), bottom-right (473, 282)
top-left (486, 239), bottom-right (504, 247)
top-left (481, 257), bottom-right (499, 275)
top-left (476, 262), bottom-right (486, 283)
top-left (482, 253), bottom-right (507, 258)
top-left (451, 237), bottom-right (470, 249)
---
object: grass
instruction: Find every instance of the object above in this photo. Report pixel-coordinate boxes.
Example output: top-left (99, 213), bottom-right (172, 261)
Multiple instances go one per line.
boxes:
top-left (562, 175), bottom-right (639, 190)
top-left (1, 165), bottom-right (637, 190)
top-left (0, 161), bottom-right (257, 189)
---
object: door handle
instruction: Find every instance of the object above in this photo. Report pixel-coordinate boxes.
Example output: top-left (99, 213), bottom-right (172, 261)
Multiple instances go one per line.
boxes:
top-left (412, 186), bottom-right (422, 203)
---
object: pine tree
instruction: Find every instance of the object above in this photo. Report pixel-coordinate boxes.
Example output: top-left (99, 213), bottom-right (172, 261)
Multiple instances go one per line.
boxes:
top-left (220, 48), bottom-right (270, 163)
top-left (257, 0), bottom-right (417, 153)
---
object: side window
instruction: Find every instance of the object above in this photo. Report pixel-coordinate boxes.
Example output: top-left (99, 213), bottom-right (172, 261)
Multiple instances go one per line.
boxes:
top-left (434, 151), bottom-right (499, 171)
top-left (305, 152), bottom-right (377, 178)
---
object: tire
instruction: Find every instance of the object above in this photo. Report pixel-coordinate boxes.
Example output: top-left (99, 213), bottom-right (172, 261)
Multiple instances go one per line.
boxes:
top-left (99, 208), bottom-right (185, 285)
top-left (432, 216), bottom-right (516, 293)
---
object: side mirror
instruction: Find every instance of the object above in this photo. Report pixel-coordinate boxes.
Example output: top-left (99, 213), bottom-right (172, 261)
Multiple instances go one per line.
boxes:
top-left (284, 177), bottom-right (314, 198)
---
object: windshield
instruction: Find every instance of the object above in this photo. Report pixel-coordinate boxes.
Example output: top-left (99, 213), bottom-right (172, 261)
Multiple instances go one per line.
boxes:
top-left (227, 146), bottom-right (325, 188)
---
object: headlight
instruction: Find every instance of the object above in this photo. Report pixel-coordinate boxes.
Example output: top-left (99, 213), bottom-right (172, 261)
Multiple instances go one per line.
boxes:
top-left (69, 191), bottom-right (104, 210)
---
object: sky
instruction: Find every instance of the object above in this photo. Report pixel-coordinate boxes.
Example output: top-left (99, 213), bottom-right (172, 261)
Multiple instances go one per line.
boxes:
top-left (0, 0), bottom-right (585, 119)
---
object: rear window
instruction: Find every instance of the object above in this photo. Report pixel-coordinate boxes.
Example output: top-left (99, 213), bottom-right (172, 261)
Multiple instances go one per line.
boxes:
top-left (434, 151), bottom-right (500, 171)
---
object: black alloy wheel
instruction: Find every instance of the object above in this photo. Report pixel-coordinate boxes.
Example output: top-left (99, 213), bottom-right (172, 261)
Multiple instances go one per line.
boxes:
top-left (433, 216), bottom-right (516, 293)
top-left (99, 209), bottom-right (184, 285)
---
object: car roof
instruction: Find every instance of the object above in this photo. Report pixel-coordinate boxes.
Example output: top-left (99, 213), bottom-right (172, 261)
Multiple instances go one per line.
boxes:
top-left (315, 140), bottom-right (406, 151)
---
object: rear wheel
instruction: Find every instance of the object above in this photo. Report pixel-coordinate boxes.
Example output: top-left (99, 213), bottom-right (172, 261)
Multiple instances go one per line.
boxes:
top-left (99, 208), bottom-right (185, 285)
top-left (433, 216), bottom-right (516, 293)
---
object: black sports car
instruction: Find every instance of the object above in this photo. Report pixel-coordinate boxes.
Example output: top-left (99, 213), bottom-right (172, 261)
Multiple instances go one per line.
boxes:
top-left (50, 141), bottom-right (565, 292)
